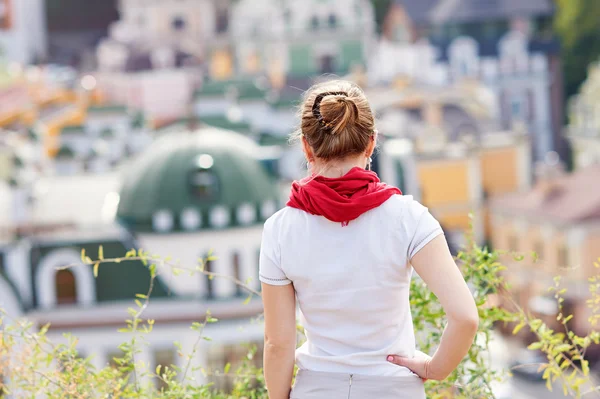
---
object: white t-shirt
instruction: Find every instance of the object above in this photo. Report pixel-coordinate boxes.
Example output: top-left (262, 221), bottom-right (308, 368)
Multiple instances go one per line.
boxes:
top-left (259, 194), bottom-right (443, 376)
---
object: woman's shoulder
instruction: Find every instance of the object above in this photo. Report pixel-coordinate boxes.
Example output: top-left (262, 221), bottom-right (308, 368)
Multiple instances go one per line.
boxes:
top-left (381, 194), bottom-right (429, 217)
top-left (263, 206), bottom-right (304, 231)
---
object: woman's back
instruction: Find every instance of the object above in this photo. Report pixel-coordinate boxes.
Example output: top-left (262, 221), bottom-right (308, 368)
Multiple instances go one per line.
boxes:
top-left (259, 79), bottom-right (478, 399)
top-left (260, 194), bottom-right (443, 376)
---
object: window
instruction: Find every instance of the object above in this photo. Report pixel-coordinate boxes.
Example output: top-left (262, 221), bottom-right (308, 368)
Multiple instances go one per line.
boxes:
top-left (56, 269), bottom-right (77, 305)
top-left (510, 96), bottom-right (526, 122)
top-left (204, 257), bottom-right (214, 299)
top-left (172, 16), bottom-right (186, 31)
top-left (534, 241), bottom-right (544, 261)
top-left (154, 349), bottom-right (176, 390)
top-left (328, 14), bottom-right (337, 29)
top-left (232, 252), bottom-right (242, 297)
top-left (0, 0), bottom-right (12, 30)
top-left (319, 54), bottom-right (335, 74)
top-left (206, 342), bottom-right (263, 392)
top-left (216, 9), bottom-right (228, 33)
top-left (508, 234), bottom-right (519, 252)
top-left (527, 90), bottom-right (535, 122)
top-left (310, 15), bottom-right (319, 30)
top-left (557, 245), bottom-right (569, 269)
top-left (189, 170), bottom-right (219, 200)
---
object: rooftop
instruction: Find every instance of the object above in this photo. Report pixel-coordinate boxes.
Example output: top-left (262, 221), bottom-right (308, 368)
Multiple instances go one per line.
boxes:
top-left (491, 164), bottom-right (600, 225)
top-left (395, 0), bottom-right (554, 25)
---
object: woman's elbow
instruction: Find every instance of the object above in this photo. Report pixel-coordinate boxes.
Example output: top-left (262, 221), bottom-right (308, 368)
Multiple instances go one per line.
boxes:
top-left (460, 311), bottom-right (479, 335)
top-left (450, 309), bottom-right (479, 334)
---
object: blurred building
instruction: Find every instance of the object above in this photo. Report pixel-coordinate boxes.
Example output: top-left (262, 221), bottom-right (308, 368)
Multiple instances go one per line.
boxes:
top-left (45, 0), bottom-right (119, 67)
top-left (373, 0), bottom-right (563, 162)
top-left (370, 81), bottom-right (531, 244)
top-left (0, 0), bottom-right (47, 64)
top-left (93, 0), bottom-right (376, 122)
top-left (490, 160), bottom-right (600, 338)
top-left (567, 60), bottom-right (600, 170)
top-left (229, 0), bottom-right (375, 83)
top-left (0, 126), bottom-right (280, 389)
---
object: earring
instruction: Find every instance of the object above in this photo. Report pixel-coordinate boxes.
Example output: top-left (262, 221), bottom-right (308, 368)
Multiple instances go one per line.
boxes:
top-left (366, 157), bottom-right (372, 171)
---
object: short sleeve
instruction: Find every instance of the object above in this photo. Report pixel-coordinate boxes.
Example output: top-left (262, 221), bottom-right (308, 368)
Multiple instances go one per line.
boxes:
top-left (259, 218), bottom-right (292, 286)
top-left (406, 200), bottom-right (444, 260)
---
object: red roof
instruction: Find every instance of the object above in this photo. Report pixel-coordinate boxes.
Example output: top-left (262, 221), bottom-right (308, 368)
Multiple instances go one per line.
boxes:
top-left (491, 164), bottom-right (600, 225)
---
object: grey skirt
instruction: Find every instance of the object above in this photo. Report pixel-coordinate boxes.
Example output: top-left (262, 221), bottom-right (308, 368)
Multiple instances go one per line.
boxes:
top-left (290, 369), bottom-right (426, 399)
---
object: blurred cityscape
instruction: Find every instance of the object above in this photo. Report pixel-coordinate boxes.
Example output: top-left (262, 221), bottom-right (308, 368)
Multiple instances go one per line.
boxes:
top-left (0, 0), bottom-right (599, 397)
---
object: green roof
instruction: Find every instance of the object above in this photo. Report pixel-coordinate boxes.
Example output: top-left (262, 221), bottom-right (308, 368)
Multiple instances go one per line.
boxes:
top-left (61, 125), bottom-right (86, 135)
top-left (13, 155), bottom-right (24, 168)
top-left (100, 127), bottom-right (115, 138)
top-left (200, 115), bottom-right (251, 132)
top-left (259, 133), bottom-right (290, 146)
top-left (87, 105), bottom-right (128, 114)
top-left (155, 118), bottom-right (201, 133)
top-left (117, 127), bottom-right (280, 232)
top-left (130, 111), bottom-right (146, 129)
top-left (27, 128), bottom-right (39, 141)
top-left (269, 96), bottom-right (301, 110)
top-left (195, 79), bottom-right (268, 101)
top-left (56, 146), bottom-right (75, 159)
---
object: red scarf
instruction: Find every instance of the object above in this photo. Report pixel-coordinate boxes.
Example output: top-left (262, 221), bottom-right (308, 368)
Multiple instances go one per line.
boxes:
top-left (287, 167), bottom-right (402, 225)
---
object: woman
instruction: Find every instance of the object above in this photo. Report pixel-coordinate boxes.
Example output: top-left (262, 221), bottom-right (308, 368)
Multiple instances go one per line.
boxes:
top-left (259, 80), bottom-right (479, 399)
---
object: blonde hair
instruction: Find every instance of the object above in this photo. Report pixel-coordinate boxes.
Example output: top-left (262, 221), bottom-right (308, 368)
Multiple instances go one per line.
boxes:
top-left (293, 80), bottom-right (375, 161)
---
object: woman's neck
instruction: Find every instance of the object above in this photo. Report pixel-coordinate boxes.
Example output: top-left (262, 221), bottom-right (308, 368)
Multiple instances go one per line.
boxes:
top-left (311, 156), bottom-right (367, 178)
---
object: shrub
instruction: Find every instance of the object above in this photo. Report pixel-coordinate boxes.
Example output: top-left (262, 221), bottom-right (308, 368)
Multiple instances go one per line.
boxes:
top-left (1, 233), bottom-right (600, 398)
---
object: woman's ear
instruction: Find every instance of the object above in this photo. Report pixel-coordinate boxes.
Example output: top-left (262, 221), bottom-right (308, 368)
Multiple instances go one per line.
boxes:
top-left (366, 138), bottom-right (376, 158)
top-left (302, 136), bottom-right (315, 161)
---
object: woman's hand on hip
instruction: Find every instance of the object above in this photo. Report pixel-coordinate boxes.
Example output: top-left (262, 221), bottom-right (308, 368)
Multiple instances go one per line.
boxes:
top-left (387, 351), bottom-right (439, 382)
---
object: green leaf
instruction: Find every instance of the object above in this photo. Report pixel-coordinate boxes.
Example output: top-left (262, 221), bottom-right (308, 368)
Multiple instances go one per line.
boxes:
top-left (224, 362), bottom-right (231, 374)
top-left (98, 245), bottom-right (104, 260)
top-left (512, 321), bottom-right (526, 335)
top-left (528, 342), bottom-right (543, 350)
top-left (555, 344), bottom-right (571, 352)
top-left (582, 359), bottom-right (590, 376)
top-left (546, 377), bottom-right (553, 392)
top-left (243, 294), bottom-right (252, 305)
top-left (135, 294), bottom-right (147, 299)
top-left (93, 262), bottom-right (99, 278)
top-left (80, 248), bottom-right (86, 262)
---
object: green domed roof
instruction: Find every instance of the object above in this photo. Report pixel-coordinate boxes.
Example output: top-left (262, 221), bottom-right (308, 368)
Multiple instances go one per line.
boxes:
top-left (117, 127), bottom-right (281, 233)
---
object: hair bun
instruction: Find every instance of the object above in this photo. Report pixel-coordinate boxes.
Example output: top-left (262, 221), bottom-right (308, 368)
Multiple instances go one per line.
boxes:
top-left (318, 94), bottom-right (359, 135)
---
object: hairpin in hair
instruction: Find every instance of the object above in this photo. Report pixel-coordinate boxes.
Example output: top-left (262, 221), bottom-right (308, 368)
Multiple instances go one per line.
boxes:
top-left (312, 91), bottom-right (349, 132)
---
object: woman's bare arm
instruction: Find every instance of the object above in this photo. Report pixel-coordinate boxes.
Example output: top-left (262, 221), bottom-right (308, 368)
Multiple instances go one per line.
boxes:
top-left (388, 235), bottom-right (479, 380)
top-left (262, 282), bottom-right (297, 399)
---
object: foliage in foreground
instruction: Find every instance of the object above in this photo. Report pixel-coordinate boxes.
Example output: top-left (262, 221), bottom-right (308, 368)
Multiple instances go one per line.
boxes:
top-left (1, 231), bottom-right (600, 398)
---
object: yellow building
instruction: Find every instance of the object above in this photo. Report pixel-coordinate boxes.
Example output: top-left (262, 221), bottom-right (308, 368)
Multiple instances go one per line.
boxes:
top-left (490, 164), bottom-right (600, 336)
top-left (373, 83), bottom-right (531, 243)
